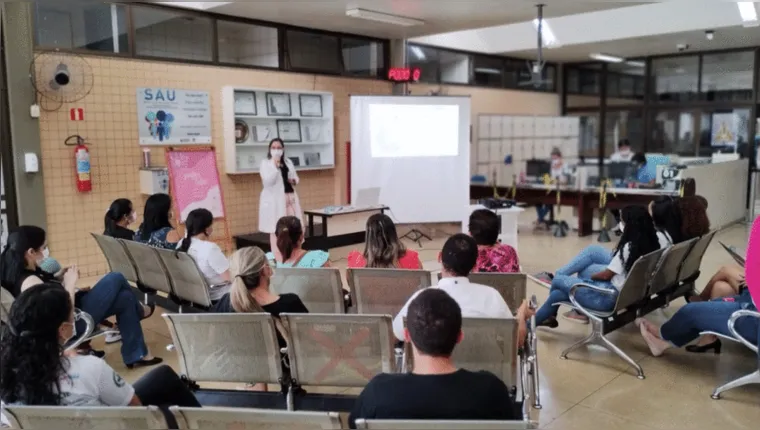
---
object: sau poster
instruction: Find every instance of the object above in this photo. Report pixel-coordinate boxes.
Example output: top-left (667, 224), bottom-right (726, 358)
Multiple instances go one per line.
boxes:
top-left (137, 88), bottom-right (212, 145)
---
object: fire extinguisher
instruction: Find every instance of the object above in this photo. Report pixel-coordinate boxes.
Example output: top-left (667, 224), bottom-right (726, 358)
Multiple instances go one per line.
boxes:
top-left (65, 135), bottom-right (92, 192)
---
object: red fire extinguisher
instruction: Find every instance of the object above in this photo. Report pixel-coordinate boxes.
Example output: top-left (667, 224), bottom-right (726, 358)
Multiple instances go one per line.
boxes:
top-left (65, 135), bottom-right (92, 192)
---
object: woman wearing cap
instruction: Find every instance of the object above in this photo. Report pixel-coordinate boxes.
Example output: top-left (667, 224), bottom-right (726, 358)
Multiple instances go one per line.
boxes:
top-left (259, 138), bottom-right (302, 261)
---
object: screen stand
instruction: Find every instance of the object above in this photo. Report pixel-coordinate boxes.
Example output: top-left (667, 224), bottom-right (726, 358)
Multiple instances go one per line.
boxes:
top-left (402, 228), bottom-right (432, 248)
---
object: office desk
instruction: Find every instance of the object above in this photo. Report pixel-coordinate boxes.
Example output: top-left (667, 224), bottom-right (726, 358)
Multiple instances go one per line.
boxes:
top-left (470, 184), bottom-right (690, 237)
top-left (302, 205), bottom-right (389, 250)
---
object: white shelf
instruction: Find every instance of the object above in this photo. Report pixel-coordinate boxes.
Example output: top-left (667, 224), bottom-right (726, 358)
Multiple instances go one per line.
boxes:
top-left (223, 86), bottom-right (335, 174)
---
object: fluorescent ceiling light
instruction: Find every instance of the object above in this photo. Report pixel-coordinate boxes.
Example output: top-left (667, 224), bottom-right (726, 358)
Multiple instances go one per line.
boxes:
top-left (738, 2), bottom-right (759, 26)
top-left (590, 53), bottom-right (624, 63)
top-left (410, 46), bottom-right (427, 61)
top-left (157, 2), bottom-right (230, 10)
top-left (474, 68), bottom-right (501, 75)
top-left (346, 8), bottom-right (425, 27)
top-left (626, 61), bottom-right (646, 68)
top-left (532, 19), bottom-right (560, 48)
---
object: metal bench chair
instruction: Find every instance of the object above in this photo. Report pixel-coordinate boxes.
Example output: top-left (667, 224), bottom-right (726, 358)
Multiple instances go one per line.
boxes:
top-left (154, 247), bottom-right (214, 311)
top-left (2, 406), bottom-right (168, 429)
top-left (271, 267), bottom-right (346, 314)
top-left (171, 406), bottom-right (342, 429)
top-left (347, 268), bottom-right (431, 316)
top-left (561, 248), bottom-right (666, 379)
top-left (355, 419), bottom-right (536, 429)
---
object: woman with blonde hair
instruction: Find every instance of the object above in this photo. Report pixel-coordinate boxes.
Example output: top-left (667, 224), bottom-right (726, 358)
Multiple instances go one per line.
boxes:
top-left (347, 214), bottom-right (422, 269)
top-left (211, 246), bottom-right (308, 392)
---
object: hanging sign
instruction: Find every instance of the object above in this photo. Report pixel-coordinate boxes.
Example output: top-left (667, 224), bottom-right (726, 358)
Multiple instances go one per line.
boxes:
top-left (388, 67), bottom-right (422, 83)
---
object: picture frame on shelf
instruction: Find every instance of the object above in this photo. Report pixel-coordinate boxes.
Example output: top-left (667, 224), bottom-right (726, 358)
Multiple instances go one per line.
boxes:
top-left (276, 119), bottom-right (302, 142)
top-left (266, 92), bottom-right (292, 116)
top-left (234, 91), bottom-right (257, 115)
top-left (253, 125), bottom-right (272, 142)
top-left (299, 94), bottom-right (323, 117)
top-left (304, 152), bottom-right (321, 166)
top-left (289, 156), bottom-right (301, 166)
top-left (304, 124), bottom-right (321, 142)
top-left (234, 120), bottom-right (250, 144)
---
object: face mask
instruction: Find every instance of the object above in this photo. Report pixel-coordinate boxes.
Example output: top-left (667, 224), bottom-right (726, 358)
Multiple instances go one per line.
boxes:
top-left (551, 158), bottom-right (561, 167)
top-left (271, 149), bottom-right (283, 158)
top-left (618, 222), bottom-right (625, 233)
top-left (36, 247), bottom-right (50, 264)
top-left (620, 148), bottom-right (631, 155)
top-left (128, 212), bottom-right (137, 224)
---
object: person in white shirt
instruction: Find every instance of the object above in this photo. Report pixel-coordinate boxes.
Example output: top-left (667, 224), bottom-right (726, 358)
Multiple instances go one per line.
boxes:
top-left (534, 206), bottom-right (662, 327)
top-left (177, 208), bottom-right (231, 302)
top-left (0, 284), bottom-right (200, 427)
top-left (393, 234), bottom-right (534, 346)
top-left (610, 139), bottom-right (634, 162)
top-left (536, 148), bottom-right (571, 227)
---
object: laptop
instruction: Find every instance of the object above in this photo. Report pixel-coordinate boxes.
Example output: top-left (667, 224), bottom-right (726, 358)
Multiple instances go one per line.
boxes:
top-left (719, 241), bottom-right (745, 266)
top-left (355, 187), bottom-right (381, 207)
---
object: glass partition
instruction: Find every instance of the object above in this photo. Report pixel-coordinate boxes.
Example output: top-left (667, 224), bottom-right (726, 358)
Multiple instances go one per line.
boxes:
top-left (701, 51), bottom-right (755, 102)
top-left (650, 110), bottom-right (696, 155)
top-left (605, 110), bottom-right (645, 156)
top-left (652, 56), bottom-right (699, 103)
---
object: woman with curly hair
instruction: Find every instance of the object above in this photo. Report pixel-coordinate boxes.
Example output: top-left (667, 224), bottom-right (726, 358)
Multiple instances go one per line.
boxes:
top-left (0, 284), bottom-right (199, 425)
top-left (535, 206), bottom-right (662, 327)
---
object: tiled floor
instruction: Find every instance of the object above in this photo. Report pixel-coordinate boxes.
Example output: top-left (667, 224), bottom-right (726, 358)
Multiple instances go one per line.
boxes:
top-left (92, 214), bottom-right (760, 429)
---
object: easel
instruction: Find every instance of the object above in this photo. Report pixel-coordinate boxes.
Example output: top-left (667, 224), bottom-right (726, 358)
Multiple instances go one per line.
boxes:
top-left (402, 227), bottom-right (432, 248)
top-left (165, 147), bottom-right (233, 254)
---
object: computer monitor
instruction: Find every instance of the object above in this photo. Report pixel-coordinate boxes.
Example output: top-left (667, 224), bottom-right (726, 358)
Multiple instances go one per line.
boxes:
top-left (604, 162), bottom-right (634, 181)
top-left (526, 159), bottom-right (551, 178)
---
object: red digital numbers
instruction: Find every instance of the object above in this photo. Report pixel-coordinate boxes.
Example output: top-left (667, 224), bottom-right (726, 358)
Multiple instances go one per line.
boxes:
top-left (387, 67), bottom-right (421, 82)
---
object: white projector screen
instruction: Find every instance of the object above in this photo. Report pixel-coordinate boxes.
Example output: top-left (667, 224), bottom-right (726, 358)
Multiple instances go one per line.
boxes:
top-left (350, 96), bottom-right (471, 223)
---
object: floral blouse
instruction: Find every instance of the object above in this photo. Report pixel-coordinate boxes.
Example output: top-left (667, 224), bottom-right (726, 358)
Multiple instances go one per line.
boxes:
top-left (476, 244), bottom-right (520, 273)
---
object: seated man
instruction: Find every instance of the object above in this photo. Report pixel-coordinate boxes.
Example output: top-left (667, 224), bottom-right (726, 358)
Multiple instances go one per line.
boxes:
top-left (349, 289), bottom-right (519, 428)
top-left (393, 234), bottom-right (532, 345)
top-left (631, 153), bottom-right (656, 186)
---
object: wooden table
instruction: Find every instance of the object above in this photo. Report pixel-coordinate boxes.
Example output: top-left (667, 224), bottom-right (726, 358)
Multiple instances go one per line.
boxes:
top-left (302, 205), bottom-right (389, 250)
top-left (471, 184), bottom-right (686, 237)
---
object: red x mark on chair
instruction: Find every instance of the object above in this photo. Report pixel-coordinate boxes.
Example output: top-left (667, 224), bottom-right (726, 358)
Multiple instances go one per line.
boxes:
top-left (308, 326), bottom-right (375, 384)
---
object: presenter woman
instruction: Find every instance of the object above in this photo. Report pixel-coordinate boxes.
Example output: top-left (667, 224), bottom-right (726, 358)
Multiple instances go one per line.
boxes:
top-left (259, 138), bottom-right (302, 261)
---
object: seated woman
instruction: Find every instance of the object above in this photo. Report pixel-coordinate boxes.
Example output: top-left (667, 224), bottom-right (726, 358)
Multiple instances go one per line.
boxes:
top-left (266, 216), bottom-right (329, 268)
top-left (468, 209), bottom-right (519, 273)
top-left (104, 198), bottom-right (137, 241)
top-left (176, 208), bottom-right (231, 302)
top-left (649, 196), bottom-right (683, 246)
top-left (637, 288), bottom-right (758, 355)
top-left (535, 206), bottom-right (662, 327)
top-left (134, 193), bottom-right (180, 249)
top-left (678, 195), bottom-right (710, 241)
top-left (688, 264), bottom-right (746, 303)
top-left (0, 284), bottom-right (198, 427)
top-left (212, 246), bottom-right (308, 391)
top-left (348, 214), bottom-right (422, 269)
top-left (0, 226), bottom-right (161, 368)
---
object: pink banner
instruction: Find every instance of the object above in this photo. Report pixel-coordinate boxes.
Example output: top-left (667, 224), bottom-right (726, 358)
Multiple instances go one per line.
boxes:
top-left (166, 149), bottom-right (225, 223)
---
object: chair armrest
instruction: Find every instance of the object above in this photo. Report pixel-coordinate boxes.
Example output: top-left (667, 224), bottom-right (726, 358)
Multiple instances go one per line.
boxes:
top-left (66, 309), bottom-right (95, 352)
top-left (567, 283), bottom-right (616, 319)
top-left (727, 309), bottom-right (759, 354)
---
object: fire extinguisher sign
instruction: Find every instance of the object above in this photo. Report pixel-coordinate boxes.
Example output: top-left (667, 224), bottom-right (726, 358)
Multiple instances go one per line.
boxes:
top-left (69, 108), bottom-right (84, 121)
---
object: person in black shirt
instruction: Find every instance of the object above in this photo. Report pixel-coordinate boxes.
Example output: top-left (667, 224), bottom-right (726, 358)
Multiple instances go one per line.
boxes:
top-left (349, 289), bottom-right (518, 428)
top-left (104, 198), bottom-right (137, 241)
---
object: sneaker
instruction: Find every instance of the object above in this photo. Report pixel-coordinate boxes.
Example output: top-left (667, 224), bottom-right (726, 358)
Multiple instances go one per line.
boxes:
top-left (105, 331), bottom-right (122, 344)
top-left (562, 310), bottom-right (589, 324)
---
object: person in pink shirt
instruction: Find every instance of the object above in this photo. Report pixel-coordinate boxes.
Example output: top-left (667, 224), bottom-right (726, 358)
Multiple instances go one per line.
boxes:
top-left (348, 214), bottom-right (422, 269)
top-left (468, 209), bottom-right (520, 273)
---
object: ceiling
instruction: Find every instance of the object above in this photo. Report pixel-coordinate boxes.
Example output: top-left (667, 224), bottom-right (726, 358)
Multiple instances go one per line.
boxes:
top-left (512, 25), bottom-right (760, 62)
top-left (157, 0), bottom-right (636, 39)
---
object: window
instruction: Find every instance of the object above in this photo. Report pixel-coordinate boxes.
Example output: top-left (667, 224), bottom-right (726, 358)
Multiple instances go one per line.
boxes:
top-left (342, 37), bottom-right (384, 77)
top-left (652, 56), bottom-right (699, 102)
top-left (472, 56), bottom-right (504, 88)
top-left (606, 62), bottom-right (645, 105)
top-left (568, 113), bottom-right (600, 158)
top-left (515, 63), bottom-right (555, 91)
top-left (285, 30), bottom-right (340, 73)
top-left (699, 109), bottom-right (752, 156)
top-left (701, 51), bottom-right (755, 102)
top-left (650, 111), bottom-right (696, 155)
top-left (217, 21), bottom-right (278, 68)
top-left (34, 3), bottom-right (129, 53)
top-left (407, 44), bottom-right (439, 83)
top-left (133, 6), bottom-right (213, 62)
top-left (503, 59), bottom-right (526, 88)
top-left (438, 51), bottom-right (470, 84)
top-left (605, 110), bottom-right (644, 157)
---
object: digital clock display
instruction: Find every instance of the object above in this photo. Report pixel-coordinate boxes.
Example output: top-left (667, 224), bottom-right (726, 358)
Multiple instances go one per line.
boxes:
top-left (387, 67), bottom-right (422, 82)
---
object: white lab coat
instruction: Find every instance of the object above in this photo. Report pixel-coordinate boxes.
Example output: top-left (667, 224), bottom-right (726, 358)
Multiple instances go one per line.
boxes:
top-left (258, 157), bottom-right (302, 233)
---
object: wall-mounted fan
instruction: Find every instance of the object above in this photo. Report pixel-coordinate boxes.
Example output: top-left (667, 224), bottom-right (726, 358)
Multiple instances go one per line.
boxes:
top-left (29, 50), bottom-right (94, 111)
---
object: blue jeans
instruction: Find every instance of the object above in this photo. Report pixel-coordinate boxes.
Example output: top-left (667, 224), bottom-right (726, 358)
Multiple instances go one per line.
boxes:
top-left (536, 275), bottom-right (619, 323)
top-left (557, 245), bottom-right (612, 278)
top-left (536, 205), bottom-right (552, 223)
top-left (661, 290), bottom-right (759, 348)
top-left (76, 272), bottom-right (148, 365)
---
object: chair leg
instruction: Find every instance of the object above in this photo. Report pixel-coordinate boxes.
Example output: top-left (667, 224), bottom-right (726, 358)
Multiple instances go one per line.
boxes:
top-left (560, 319), bottom-right (645, 379)
top-left (711, 370), bottom-right (760, 400)
top-left (286, 384), bottom-right (295, 411)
